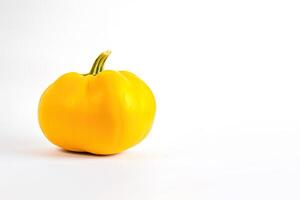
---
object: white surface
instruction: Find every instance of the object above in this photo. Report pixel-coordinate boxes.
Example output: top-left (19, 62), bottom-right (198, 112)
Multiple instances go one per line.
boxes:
top-left (1, 0), bottom-right (300, 199)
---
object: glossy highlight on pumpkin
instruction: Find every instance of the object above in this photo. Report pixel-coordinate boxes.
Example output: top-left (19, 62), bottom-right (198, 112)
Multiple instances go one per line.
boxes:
top-left (38, 51), bottom-right (156, 155)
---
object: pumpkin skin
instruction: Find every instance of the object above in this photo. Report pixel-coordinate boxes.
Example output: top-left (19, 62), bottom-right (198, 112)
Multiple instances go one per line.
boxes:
top-left (38, 51), bottom-right (156, 155)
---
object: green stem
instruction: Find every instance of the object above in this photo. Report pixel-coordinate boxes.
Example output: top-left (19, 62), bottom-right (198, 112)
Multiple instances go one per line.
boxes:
top-left (88, 50), bottom-right (111, 75)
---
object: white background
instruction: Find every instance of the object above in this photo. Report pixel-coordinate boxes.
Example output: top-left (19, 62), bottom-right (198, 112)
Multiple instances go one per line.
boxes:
top-left (1, 0), bottom-right (300, 199)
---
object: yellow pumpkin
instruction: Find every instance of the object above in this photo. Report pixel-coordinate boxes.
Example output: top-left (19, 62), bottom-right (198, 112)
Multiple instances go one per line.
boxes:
top-left (38, 50), bottom-right (156, 155)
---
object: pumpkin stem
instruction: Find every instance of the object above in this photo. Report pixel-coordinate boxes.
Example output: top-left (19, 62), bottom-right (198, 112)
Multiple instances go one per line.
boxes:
top-left (88, 50), bottom-right (111, 75)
